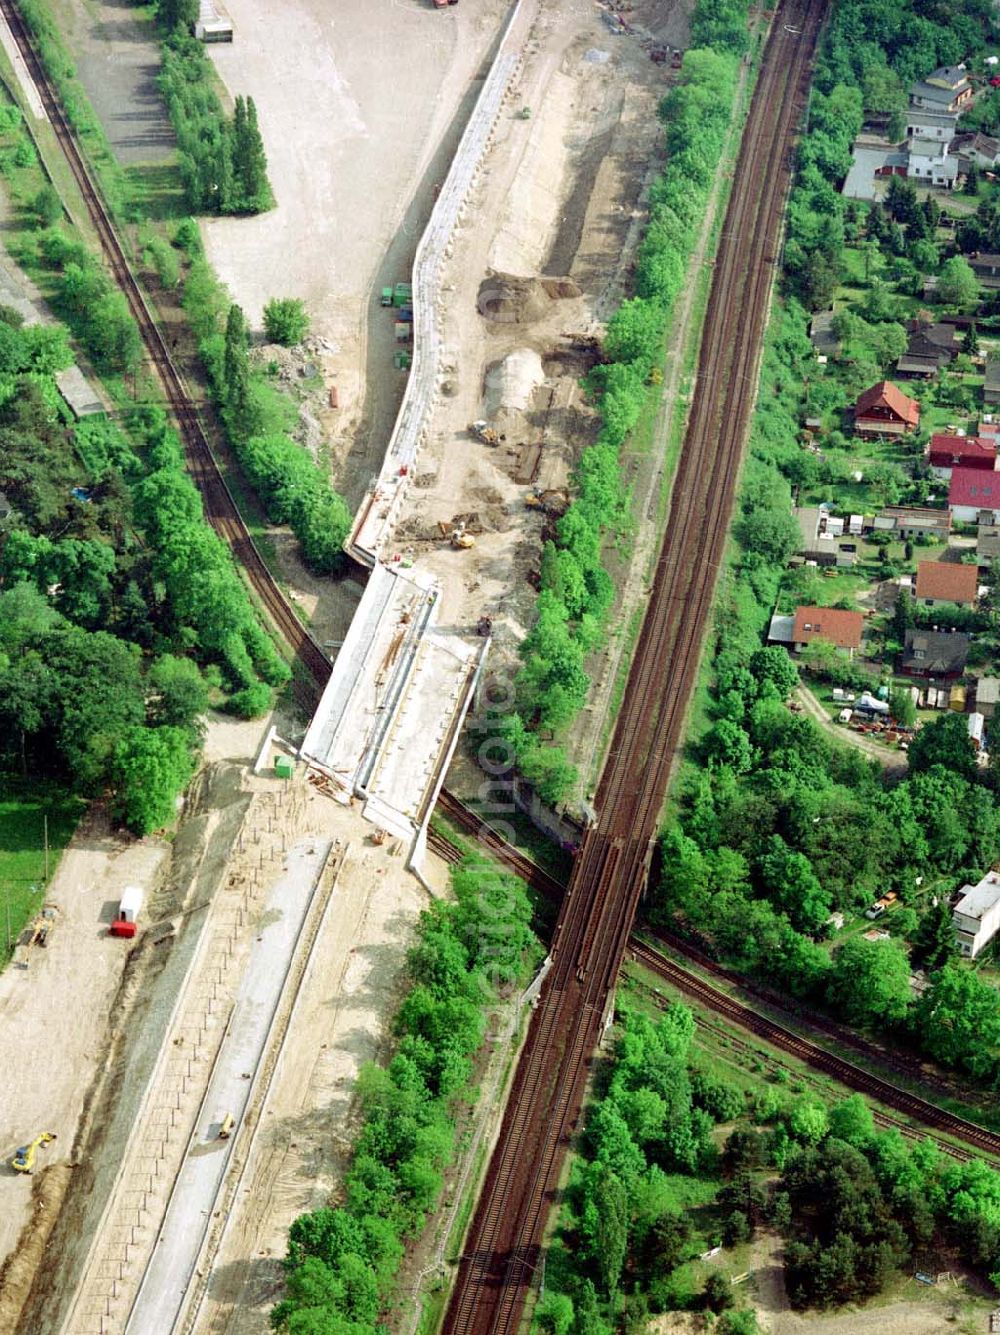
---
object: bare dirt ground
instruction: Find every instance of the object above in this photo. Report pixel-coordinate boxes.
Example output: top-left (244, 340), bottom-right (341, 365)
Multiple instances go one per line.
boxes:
top-left (0, 808), bottom-right (168, 1278)
top-left (202, 0), bottom-right (511, 510)
top-left (386, 0), bottom-right (693, 789)
top-left (0, 700), bottom-right (449, 1334)
top-left (48, 0), bottom-right (175, 164)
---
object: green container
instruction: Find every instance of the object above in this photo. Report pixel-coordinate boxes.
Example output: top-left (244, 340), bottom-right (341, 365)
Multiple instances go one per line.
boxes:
top-left (393, 282), bottom-right (413, 307)
top-left (394, 350), bottom-right (412, 370)
top-left (274, 755), bottom-right (294, 780)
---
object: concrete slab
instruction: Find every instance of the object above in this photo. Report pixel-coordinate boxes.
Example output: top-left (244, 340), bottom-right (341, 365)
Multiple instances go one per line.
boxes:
top-left (125, 838), bottom-right (330, 1335)
top-left (300, 561), bottom-right (484, 858)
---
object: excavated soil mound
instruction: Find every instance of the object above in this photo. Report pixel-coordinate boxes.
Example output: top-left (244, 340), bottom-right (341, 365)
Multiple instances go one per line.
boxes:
top-left (477, 271), bottom-right (581, 324)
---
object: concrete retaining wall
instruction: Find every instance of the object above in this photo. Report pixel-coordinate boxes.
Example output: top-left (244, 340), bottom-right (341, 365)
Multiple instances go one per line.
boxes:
top-left (348, 0), bottom-right (537, 564)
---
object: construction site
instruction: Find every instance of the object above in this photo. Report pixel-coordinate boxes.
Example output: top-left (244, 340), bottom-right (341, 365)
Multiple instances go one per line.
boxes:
top-left (0, 0), bottom-right (700, 1331)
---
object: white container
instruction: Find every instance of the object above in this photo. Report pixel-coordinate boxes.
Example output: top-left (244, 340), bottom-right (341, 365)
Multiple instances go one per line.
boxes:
top-left (118, 886), bottom-right (144, 924)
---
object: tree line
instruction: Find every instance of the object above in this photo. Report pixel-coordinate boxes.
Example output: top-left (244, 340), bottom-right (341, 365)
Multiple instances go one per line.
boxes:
top-left (176, 222), bottom-right (352, 573)
top-left (271, 855), bottom-right (539, 1333)
top-left (505, 29), bottom-right (748, 806)
top-left (151, 0), bottom-right (273, 215)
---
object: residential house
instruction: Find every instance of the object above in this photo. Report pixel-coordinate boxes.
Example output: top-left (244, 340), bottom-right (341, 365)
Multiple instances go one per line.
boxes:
top-left (873, 506), bottom-right (952, 541)
top-left (906, 109), bottom-right (960, 141)
top-left (969, 255), bottom-right (1000, 290)
top-left (792, 606), bottom-right (864, 657)
top-left (951, 131), bottom-right (1000, 171)
top-left (949, 468), bottom-right (1000, 522)
top-left (914, 560), bottom-right (979, 607)
top-left (909, 66), bottom-right (974, 115)
top-left (952, 870), bottom-right (1000, 958)
top-left (809, 310), bottom-right (840, 358)
top-left (978, 524), bottom-right (1000, 565)
top-left (906, 138), bottom-right (959, 188)
top-left (986, 358), bottom-right (1000, 405)
top-left (975, 676), bottom-right (1000, 718)
top-left (900, 627), bottom-right (971, 679)
top-left (853, 381), bottom-right (920, 437)
top-left (928, 433), bottom-right (997, 477)
top-left (793, 506), bottom-right (857, 567)
top-left (896, 322), bottom-right (960, 378)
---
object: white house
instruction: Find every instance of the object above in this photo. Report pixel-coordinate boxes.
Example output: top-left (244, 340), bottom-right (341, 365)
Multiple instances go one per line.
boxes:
top-left (953, 870), bottom-right (1000, 958)
top-left (906, 138), bottom-right (959, 187)
top-left (906, 110), bottom-right (958, 142)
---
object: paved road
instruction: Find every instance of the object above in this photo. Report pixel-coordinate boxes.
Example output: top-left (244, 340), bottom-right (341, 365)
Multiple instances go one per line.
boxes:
top-left (125, 840), bottom-right (330, 1335)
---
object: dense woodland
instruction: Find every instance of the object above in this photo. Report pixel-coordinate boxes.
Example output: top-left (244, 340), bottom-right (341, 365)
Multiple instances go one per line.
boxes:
top-left (0, 296), bottom-right (288, 833)
top-left (152, 0), bottom-right (273, 215)
top-left (535, 1003), bottom-right (1000, 1333)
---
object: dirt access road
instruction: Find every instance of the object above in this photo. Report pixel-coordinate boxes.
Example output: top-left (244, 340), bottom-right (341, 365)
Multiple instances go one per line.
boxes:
top-left (0, 810), bottom-right (167, 1284)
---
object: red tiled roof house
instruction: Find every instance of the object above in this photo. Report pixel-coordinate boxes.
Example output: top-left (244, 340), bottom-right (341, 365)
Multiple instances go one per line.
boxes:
top-left (928, 434), bottom-right (997, 479)
top-left (914, 560), bottom-right (979, 608)
top-left (853, 381), bottom-right (920, 437)
top-left (792, 606), bottom-right (865, 658)
top-left (948, 468), bottom-right (1000, 523)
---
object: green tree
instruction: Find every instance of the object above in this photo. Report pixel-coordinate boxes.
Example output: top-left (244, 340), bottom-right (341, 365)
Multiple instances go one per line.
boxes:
top-left (913, 896), bottom-right (956, 971)
top-left (112, 725), bottom-right (196, 834)
top-left (963, 322), bottom-right (981, 357)
top-left (827, 1094), bottom-right (875, 1148)
top-left (749, 645), bottom-right (799, 699)
top-left (535, 1292), bottom-right (574, 1335)
top-left (157, 0), bottom-right (198, 28)
top-left (937, 255), bottom-right (979, 306)
top-left (889, 688), bottom-right (916, 728)
top-left (916, 962), bottom-right (1000, 1081)
top-left (148, 654), bottom-right (208, 732)
top-left (231, 95), bottom-right (271, 212)
top-left (758, 835), bottom-right (831, 933)
top-left (31, 184), bottom-right (62, 229)
top-left (827, 936), bottom-right (912, 1027)
top-left (908, 712), bottom-right (977, 781)
top-left (263, 297), bottom-right (310, 346)
top-left (789, 1098), bottom-right (829, 1145)
top-left (704, 1271), bottom-right (734, 1313)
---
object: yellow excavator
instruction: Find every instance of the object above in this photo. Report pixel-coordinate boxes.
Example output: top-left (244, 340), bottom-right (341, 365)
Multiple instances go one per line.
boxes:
top-left (11, 1131), bottom-right (56, 1174)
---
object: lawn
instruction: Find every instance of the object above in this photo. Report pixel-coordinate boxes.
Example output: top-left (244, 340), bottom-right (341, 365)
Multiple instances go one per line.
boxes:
top-left (0, 779), bottom-right (85, 962)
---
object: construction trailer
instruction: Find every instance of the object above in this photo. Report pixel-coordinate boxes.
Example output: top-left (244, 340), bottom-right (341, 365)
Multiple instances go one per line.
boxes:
top-left (118, 885), bottom-right (144, 924)
top-left (195, 0), bottom-right (233, 40)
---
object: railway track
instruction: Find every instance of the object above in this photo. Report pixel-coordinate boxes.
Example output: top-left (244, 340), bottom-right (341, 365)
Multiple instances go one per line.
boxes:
top-left (442, 2), bottom-right (827, 1330)
top-left (628, 941), bottom-right (1000, 1165)
top-left (0, 0), bottom-right (333, 698)
top-left (434, 797), bottom-right (1000, 1175)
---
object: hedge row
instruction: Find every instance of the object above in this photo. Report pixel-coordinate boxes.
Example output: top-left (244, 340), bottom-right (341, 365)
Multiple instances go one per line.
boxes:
top-left (507, 40), bottom-right (746, 803)
top-left (272, 856), bottom-right (539, 1333)
top-left (159, 33), bottom-right (273, 216)
top-left (183, 266), bottom-right (352, 573)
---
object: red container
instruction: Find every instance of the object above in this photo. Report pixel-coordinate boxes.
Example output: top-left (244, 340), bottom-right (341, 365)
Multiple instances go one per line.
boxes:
top-left (110, 919), bottom-right (137, 939)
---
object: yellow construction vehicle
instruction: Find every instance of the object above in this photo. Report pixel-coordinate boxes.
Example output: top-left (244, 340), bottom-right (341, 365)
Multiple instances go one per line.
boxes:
top-left (468, 420), bottom-right (502, 446)
top-left (12, 1131), bottom-right (56, 1174)
top-left (450, 525), bottom-right (476, 550)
